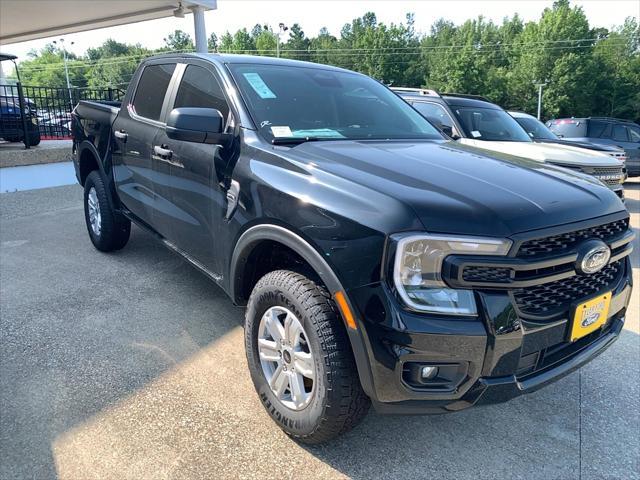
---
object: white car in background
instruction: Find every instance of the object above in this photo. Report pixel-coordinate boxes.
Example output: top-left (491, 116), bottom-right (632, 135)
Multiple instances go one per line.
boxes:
top-left (393, 88), bottom-right (627, 199)
top-left (509, 110), bottom-right (628, 163)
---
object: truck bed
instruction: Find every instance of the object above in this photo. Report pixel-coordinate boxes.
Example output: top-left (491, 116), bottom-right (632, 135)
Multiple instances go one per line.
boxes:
top-left (74, 100), bottom-right (121, 125)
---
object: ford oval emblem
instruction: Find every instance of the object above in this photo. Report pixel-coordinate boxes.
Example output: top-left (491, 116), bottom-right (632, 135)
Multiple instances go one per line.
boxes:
top-left (580, 244), bottom-right (611, 274)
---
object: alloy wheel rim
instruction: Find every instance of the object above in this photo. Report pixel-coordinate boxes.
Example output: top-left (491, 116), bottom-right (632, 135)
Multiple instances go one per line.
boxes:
top-left (87, 187), bottom-right (102, 236)
top-left (257, 306), bottom-right (316, 411)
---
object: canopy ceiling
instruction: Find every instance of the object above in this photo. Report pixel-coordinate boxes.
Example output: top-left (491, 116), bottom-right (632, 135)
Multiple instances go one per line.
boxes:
top-left (0, 0), bottom-right (217, 44)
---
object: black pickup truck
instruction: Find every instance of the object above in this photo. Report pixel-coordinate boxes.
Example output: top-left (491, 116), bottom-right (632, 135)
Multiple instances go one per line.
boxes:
top-left (72, 54), bottom-right (634, 443)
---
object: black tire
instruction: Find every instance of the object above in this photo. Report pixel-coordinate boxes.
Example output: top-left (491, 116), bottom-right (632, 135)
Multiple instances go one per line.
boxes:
top-left (83, 170), bottom-right (131, 252)
top-left (27, 130), bottom-right (41, 146)
top-left (245, 270), bottom-right (370, 443)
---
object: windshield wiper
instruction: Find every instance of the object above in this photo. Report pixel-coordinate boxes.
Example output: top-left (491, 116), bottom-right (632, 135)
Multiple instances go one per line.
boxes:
top-left (271, 137), bottom-right (341, 145)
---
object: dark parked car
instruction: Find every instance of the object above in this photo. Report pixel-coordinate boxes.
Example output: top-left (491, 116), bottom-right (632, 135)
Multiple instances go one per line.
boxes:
top-left (0, 53), bottom-right (41, 146)
top-left (72, 54), bottom-right (634, 443)
top-left (548, 117), bottom-right (640, 177)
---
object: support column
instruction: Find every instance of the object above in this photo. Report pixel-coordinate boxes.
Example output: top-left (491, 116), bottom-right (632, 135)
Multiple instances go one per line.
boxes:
top-left (191, 5), bottom-right (208, 53)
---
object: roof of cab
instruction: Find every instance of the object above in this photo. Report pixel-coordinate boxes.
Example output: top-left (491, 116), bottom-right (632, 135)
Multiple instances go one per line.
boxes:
top-left (393, 87), bottom-right (502, 110)
top-left (440, 95), bottom-right (502, 109)
top-left (142, 52), bottom-right (356, 74)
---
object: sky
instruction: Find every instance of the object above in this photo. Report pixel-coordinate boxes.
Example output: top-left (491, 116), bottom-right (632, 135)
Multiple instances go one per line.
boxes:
top-left (1, 0), bottom-right (639, 61)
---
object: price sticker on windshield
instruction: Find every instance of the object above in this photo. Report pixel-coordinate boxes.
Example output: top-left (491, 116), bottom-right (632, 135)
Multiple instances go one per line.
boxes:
top-left (271, 126), bottom-right (293, 137)
top-left (243, 72), bottom-right (277, 99)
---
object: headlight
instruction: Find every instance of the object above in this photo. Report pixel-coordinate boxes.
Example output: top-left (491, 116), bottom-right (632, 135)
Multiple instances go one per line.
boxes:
top-left (393, 234), bottom-right (512, 315)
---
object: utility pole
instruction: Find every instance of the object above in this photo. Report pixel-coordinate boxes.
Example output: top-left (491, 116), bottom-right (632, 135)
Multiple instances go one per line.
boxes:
top-left (54, 38), bottom-right (74, 110)
top-left (277, 23), bottom-right (289, 58)
top-left (533, 80), bottom-right (548, 120)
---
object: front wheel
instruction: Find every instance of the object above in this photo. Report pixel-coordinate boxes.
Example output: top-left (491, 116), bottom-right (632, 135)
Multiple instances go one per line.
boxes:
top-left (245, 270), bottom-right (370, 443)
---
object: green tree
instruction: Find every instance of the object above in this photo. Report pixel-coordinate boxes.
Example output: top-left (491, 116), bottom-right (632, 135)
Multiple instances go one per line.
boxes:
top-left (161, 29), bottom-right (194, 52)
top-left (254, 28), bottom-right (278, 56)
top-left (84, 39), bottom-right (149, 89)
top-left (589, 17), bottom-right (640, 121)
top-left (282, 24), bottom-right (311, 61)
top-left (16, 43), bottom-right (88, 88)
top-left (309, 27), bottom-right (339, 65)
top-left (10, 0), bottom-right (639, 122)
top-left (506, 0), bottom-right (594, 117)
top-left (219, 28), bottom-right (255, 53)
top-left (208, 32), bottom-right (218, 52)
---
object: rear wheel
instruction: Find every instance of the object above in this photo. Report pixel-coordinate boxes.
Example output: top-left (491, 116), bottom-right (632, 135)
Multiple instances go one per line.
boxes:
top-left (83, 170), bottom-right (130, 252)
top-left (27, 129), bottom-right (41, 146)
top-left (245, 270), bottom-right (370, 443)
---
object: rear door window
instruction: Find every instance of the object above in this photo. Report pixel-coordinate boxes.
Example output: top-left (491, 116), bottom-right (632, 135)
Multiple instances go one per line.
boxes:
top-left (549, 120), bottom-right (586, 138)
top-left (587, 120), bottom-right (610, 138)
top-left (612, 124), bottom-right (629, 142)
top-left (627, 125), bottom-right (640, 142)
top-left (131, 64), bottom-right (176, 121)
top-left (173, 65), bottom-right (230, 124)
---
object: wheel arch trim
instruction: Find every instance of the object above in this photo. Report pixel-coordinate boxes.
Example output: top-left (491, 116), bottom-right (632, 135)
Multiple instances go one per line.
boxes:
top-left (77, 140), bottom-right (107, 184)
top-left (230, 223), bottom-right (377, 398)
top-left (230, 223), bottom-right (343, 303)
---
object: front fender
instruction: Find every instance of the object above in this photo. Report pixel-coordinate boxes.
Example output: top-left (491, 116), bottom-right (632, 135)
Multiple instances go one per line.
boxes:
top-left (229, 223), bottom-right (377, 399)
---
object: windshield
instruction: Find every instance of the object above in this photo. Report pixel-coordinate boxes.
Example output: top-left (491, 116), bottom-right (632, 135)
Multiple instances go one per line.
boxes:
top-left (228, 64), bottom-right (443, 143)
top-left (451, 106), bottom-right (532, 142)
top-left (514, 116), bottom-right (558, 140)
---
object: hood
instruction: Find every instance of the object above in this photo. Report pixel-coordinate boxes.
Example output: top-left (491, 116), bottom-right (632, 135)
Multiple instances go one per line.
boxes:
top-left (280, 140), bottom-right (624, 238)
top-left (537, 138), bottom-right (623, 153)
top-left (459, 138), bottom-right (622, 167)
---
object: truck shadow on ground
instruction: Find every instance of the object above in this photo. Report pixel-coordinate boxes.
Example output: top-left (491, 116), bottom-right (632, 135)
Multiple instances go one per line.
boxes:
top-left (0, 202), bottom-right (245, 479)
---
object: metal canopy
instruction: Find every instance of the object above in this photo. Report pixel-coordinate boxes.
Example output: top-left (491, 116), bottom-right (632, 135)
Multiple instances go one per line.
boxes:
top-left (0, 0), bottom-right (216, 52)
top-left (0, 53), bottom-right (19, 62)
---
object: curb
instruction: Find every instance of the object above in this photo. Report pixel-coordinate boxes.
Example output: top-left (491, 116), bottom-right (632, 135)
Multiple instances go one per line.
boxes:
top-left (0, 140), bottom-right (73, 168)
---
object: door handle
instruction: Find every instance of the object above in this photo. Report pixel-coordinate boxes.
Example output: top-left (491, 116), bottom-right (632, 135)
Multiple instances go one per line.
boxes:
top-left (114, 130), bottom-right (128, 141)
top-left (153, 145), bottom-right (173, 159)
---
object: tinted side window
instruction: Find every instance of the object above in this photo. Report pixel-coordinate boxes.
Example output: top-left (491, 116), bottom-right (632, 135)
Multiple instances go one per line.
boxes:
top-left (628, 125), bottom-right (640, 142)
top-left (412, 102), bottom-right (454, 128)
top-left (132, 64), bottom-right (176, 121)
top-left (612, 124), bottom-right (629, 141)
top-left (174, 65), bottom-right (230, 123)
top-left (549, 120), bottom-right (586, 138)
top-left (587, 120), bottom-right (609, 138)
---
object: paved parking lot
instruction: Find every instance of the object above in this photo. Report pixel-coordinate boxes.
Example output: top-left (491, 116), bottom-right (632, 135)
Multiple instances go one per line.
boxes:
top-left (1, 180), bottom-right (638, 480)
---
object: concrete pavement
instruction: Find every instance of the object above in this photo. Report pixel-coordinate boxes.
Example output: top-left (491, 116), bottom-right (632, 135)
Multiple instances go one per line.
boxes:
top-left (1, 180), bottom-right (638, 480)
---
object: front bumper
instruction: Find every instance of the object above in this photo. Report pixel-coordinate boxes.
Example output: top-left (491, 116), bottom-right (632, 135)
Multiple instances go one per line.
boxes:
top-left (345, 257), bottom-right (632, 415)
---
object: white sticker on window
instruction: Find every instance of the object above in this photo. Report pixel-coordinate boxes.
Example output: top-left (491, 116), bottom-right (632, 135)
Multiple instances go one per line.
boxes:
top-left (243, 72), bottom-right (276, 99)
top-left (271, 126), bottom-right (293, 137)
top-left (471, 130), bottom-right (482, 138)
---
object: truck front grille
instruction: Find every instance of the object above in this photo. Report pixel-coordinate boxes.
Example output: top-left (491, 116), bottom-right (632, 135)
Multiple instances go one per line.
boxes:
top-left (444, 216), bottom-right (633, 319)
top-left (516, 218), bottom-right (629, 258)
top-left (462, 265), bottom-right (511, 283)
top-left (592, 166), bottom-right (625, 186)
top-left (512, 260), bottom-right (623, 317)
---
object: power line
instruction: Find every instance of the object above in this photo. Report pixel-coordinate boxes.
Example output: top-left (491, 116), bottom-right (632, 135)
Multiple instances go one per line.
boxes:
top-left (16, 39), bottom-right (635, 73)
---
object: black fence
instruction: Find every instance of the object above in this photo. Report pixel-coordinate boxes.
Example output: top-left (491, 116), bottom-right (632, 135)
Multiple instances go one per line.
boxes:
top-left (0, 83), bottom-right (125, 148)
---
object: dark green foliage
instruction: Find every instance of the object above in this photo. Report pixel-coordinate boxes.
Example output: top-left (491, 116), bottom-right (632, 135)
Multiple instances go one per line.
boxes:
top-left (10, 1), bottom-right (639, 121)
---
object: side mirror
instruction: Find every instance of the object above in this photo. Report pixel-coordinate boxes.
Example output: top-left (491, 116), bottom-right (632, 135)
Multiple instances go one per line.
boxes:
top-left (440, 125), bottom-right (453, 137)
top-left (166, 107), bottom-right (225, 144)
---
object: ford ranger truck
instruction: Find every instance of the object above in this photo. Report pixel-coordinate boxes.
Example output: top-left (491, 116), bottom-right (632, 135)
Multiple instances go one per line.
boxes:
top-left (72, 54), bottom-right (634, 443)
